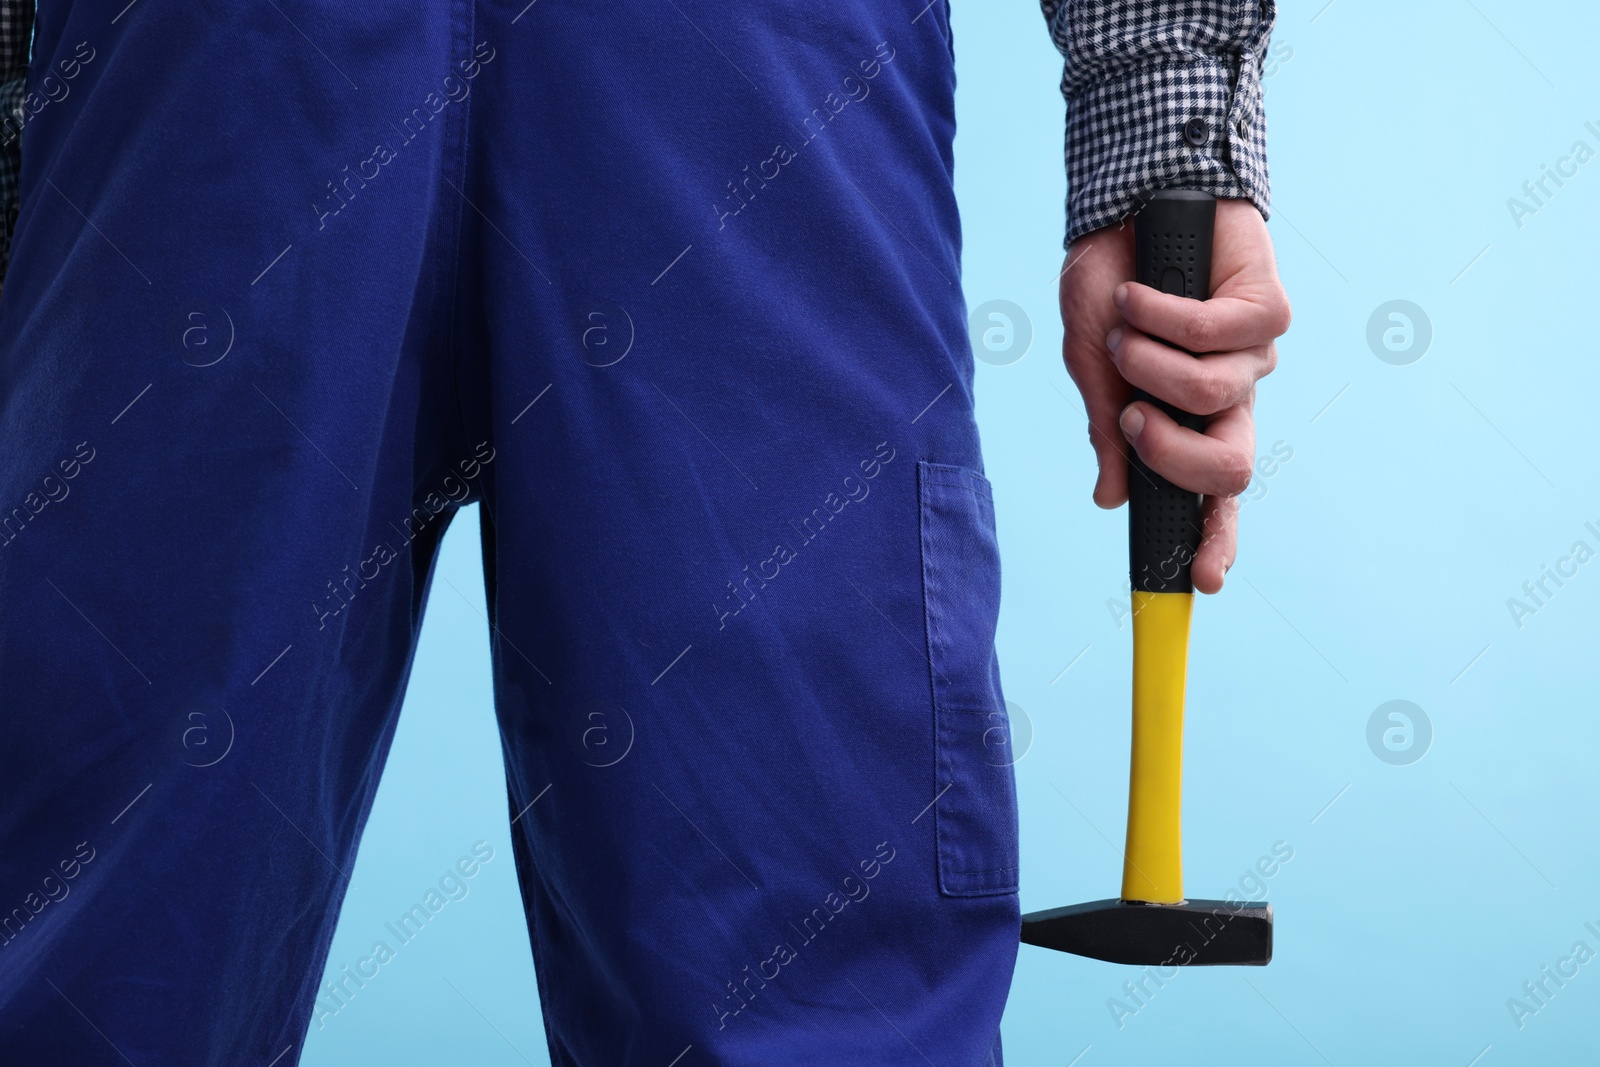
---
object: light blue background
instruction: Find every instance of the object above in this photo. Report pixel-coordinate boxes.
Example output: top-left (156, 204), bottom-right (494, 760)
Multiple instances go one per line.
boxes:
top-left (304, 2), bottom-right (1600, 1063)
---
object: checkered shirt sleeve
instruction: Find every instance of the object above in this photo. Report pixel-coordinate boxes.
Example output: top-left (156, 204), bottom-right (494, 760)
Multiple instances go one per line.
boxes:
top-left (1040, 0), bottom-right (1275, 247)
top-left (0, 0), bottom-right (30, 281)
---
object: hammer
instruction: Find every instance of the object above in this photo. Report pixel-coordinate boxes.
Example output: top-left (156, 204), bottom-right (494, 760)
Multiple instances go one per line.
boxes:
top-left (1020, 190), bottom-right (1272, 967)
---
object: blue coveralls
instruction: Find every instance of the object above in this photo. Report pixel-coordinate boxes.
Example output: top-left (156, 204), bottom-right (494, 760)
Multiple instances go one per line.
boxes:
top-left (0, 2), bottom-right (1020, 1063)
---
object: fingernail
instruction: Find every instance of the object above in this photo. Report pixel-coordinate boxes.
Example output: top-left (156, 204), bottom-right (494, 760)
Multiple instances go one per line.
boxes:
top-left (1119, 405), bottom-right (1144, 438)
top-left (1114, 284), bottom-right (1129, 308)
top-left (1106, 326), bottom-right (1123, 351)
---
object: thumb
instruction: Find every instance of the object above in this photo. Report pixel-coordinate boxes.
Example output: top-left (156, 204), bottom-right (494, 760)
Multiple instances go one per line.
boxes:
top-left (1062, 331), bottom-right (1133, 509)
top-left (1085, 384), bottom-right (1132, 509)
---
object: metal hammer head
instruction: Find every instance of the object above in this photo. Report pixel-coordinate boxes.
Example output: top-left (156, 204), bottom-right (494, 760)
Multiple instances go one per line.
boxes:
top-left (1021, 898), bottom-right (1272, 967)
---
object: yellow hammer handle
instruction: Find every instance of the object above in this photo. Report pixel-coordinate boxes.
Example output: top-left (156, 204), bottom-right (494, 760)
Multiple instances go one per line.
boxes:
top-left (1121, 590), bottom-right (1192, 904)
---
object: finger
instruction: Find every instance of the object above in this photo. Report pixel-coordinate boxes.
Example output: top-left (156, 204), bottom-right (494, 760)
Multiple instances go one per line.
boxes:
top-left (1119, 399), bottom-right (1255, 498)
top-left (1192, 492), bottom-right (1239, 594)
top-left (1108, 327), bottom-right (1276, 416)
top-left (1115, 282), bottom-right (1291, 354)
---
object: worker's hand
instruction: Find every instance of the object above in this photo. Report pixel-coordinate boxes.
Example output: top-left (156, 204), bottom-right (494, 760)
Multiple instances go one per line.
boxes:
top-left (1059, 198), bottom-right (1290, 594)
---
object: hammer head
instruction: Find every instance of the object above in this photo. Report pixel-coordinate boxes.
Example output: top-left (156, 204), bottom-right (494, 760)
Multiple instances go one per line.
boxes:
top-left (1021, 898), bottom-right (1272, 966)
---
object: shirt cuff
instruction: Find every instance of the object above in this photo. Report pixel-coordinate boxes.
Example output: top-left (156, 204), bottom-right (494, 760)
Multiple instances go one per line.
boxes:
top-left (0, 71), bottom-right (24, 280)
top-left (1063, 53), bottom-right (1269, 247)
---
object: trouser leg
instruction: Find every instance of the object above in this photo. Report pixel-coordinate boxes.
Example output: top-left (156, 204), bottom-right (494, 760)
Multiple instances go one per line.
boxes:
top-left (459, 4), bottom-right (1016, 1062)
top-left (0, 3), bottom-right (480, 1061)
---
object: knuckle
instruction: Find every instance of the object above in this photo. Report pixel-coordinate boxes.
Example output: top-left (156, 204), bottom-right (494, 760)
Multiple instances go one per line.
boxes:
top-left (1185, 306), bottom-right (1222, 351)
top-left (1267, 290), bottom-right (1293, 336)
top-left (1218, 449), bottom-right (1254, 496)
top-left (1190, 373), bottom-right (1233, 416)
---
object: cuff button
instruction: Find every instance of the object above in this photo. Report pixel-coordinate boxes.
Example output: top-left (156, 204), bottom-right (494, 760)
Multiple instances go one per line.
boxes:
top-left (1182, 117), bottom-right (1210, 148)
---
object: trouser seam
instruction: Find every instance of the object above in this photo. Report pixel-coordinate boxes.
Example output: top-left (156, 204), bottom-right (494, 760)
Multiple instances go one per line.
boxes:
top-left (441, 0), bottom-right (478, 505)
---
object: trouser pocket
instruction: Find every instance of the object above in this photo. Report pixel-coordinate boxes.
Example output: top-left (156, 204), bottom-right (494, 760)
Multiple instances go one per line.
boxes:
top-left (918, 461), bottom-right (1019, 897)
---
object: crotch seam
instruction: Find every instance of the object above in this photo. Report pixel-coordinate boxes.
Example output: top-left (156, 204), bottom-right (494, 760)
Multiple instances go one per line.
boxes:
top-left (440, 0), bottom-right (484, 516)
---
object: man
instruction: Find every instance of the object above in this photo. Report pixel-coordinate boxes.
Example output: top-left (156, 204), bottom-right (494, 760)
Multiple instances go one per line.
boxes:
top-left (0, 1), bottom-right (1286, 1063)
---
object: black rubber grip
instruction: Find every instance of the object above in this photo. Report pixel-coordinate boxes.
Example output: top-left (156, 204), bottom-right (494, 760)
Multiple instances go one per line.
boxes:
top-left (1128, 190), bottom-right (1216, 594)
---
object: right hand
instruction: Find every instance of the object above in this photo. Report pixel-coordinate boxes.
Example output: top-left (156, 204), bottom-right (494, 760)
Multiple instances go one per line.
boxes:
top-left (1058, 198), bottom-right (1290, 593)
